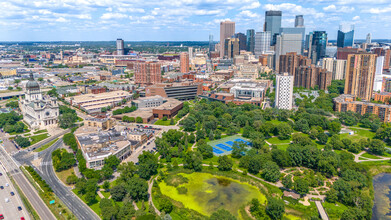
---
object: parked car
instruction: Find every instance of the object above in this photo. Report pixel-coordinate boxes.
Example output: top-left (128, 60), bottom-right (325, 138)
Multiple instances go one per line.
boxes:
top-left (10, 191), bottom-right (14, 196)
top-left (0, 214), bottom-right (4, 219)
top-left (17, 206), bottom-right (22, 211)
top-left (21, 217), bottom-right (25, 220)
top-left (0, 186), bottom-right (3, 189)
top-left (0, 172), bottom-right (2, 176)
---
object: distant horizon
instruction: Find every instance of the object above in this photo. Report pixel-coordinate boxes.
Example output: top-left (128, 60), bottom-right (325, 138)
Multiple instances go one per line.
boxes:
top-left (0, 1), bottom-right (391, 41)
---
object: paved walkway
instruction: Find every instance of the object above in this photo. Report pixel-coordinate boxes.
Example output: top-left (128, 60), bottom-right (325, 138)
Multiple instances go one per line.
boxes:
top-left (148, 177), bottom-right (160, 215)
top-left (315, 200), bottom-right (329, 220)
top-left (353, 150), bottom-right (391, 163)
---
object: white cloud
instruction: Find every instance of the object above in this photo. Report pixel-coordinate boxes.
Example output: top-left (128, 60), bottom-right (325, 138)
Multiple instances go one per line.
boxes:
top-left (237, 10), bottom-right (259, 18)
top-left (323, 4), bottom-right (354, 13)
top-left (352, 15), bottom-right (360, 21)
top-left (55, 17), bottom-right (68, 22)
top-left (263, 3), bottom-right (325, 18)
top-left (363, 5), bottom-right (391, 14)
top-left (100, 13), bottom-right (129, 20)
top-left (240, 2), bottom-right (261, 10)
top-left (141, 15), bottom-right (155, 20)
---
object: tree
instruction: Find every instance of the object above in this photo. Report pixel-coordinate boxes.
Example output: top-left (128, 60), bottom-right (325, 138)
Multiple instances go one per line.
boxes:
top-left (272, 149), bottom-right (292, 168)
top-left (184, 151), bottom-right (203, 171)
top-left (100, 198), bottom-right (118, 220)
top-left (369, 139), bottom-right (385, 155)
top-left (66, 174), bottom-right (78, 185)
top-left (5, 101), bottom-right (19, 109)
top-left (85, 191), bottom-right (97, 205)
top-left (328, 121), bottom-right (341, 135)
top-left (210, 209), bottom-right (236, 220)
top-left (169, 118), bottom-right (175, 125)
top-left (159, 198), bottom-right (173, 213)
top-left (232, 141), bottom-right (247, 159)
top-left (102, 181), bottom-right (110, 191)
top-left (58, 112), bottom-right (77, 129)
top-left (111, 184), bottom-right (127, 201)
top-left (266, 198), bottom-right (285, 220)
top-left (14, 136), bottom-right (30, 148)
top-left (262, 161), bottom-right (280, 182)
top-left (248, 155), bottom-right (262, 174)
top-left (217, 155), bottom-right (233, 171)
top-left (294, 119), bottom-right (310, 134)
top-left (138, 151), bottom-right (158, 180)
top-left (277, 123), bottom-right (293, 140)
top-left (196, 140), bottom-right (213, 159)
top-left (326, 188), bottom-right (338, 203)
top-left (282, 175), bottom-right (293, 189)
top-left (104, 155), bottom-right (121, 170)
top-left (126, 177), bottom-right (148, 201)
top-left (162, 116), bottom-right (168, 121)
top-left (182, 116), bottom-right (197, 132)
top-left (294, 178), bottom-right (309, 195)
top-left (136, 117), bottom-right (143, 123)
top-left (317, 133), bottom-right (329, 145)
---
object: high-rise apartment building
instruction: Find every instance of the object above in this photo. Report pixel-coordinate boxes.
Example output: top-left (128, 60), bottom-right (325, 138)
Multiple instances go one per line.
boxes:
top-left (134, 61), bottom-right (162, 85)
top-left (180, 52), bottom-right (189, 73)
top-left (246, 29), bottom-right (255, 54)
top-left (220, 21), bottom-right (235, 58)
top-left (337, 25), bottom-right (354, 48)
top-left (234, 33), bottom-right (247, 51)
top-left (344, 54), bottom-right (377, 100)
top-left (275, 33), bottom-right (303, 72)
top-left (275, 73), bottom-right (294, 110)
top-left (373, 48), bottom-right (391, 70)
top-left (264, 11), bottom-right (282, 45)
top-left (116, 38), bottom-right (124, 55)
top-left (295, 65), bottom-right (332, 90)
top-left (366, 33), bottom-right (372, 44)
top-left (279, 52), bottom-right (311, 75)
top-left (188, 47), bottom-right (193, 59)
top-left (254, 32), bottom-right (271, 57)
top-left (321, 58), bottom-right (347, 80)
top-left (295, 15), bottom-right (304, 28)
top-left (308, 31), bottom-right (327, 64)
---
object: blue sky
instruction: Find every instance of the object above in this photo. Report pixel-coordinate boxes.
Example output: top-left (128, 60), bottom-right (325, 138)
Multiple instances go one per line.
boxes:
top-left (0, 0), bottom-right (390, 41)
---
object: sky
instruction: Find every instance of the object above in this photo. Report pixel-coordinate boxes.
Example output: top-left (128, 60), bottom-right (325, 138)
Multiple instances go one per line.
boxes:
top-left (0, 0), bottom-right (391, 41)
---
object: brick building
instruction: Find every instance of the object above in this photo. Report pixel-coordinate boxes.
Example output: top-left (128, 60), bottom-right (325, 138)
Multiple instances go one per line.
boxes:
top-left (295, 65), bottom-right (332, 90)
top-left (134, 61), bottom-right (161, 85)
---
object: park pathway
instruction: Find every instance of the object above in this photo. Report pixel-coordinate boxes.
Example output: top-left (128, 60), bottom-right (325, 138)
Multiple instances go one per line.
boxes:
top-left (315, 201), bottom-right (329, 220)
top-left (148, 177), bottom-right (161, 215)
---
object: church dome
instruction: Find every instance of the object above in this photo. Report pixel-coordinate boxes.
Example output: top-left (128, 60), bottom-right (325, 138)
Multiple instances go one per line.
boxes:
top-left (26, 73), bottom-right (40, 91)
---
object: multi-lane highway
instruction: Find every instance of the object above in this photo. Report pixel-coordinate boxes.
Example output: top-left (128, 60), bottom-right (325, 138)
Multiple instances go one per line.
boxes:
top-left (0, 147), bottom-right (56, 220)
top-left (0, 164), bottom-right (29, 220)
top-left (15, 139), bottom-right (100, 220)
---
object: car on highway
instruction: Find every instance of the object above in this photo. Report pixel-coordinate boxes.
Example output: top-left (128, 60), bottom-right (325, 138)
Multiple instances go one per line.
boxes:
top-left (0, 214), bottom-right (3, 219)
top-left (4, 198), bottom-right (9, 203)
top-left (10, 191), bottom-right (14, 196)
top-left (5, 183), bottom-right (8, 187)
top-left (0, 172), bottom-right (2, 176)
top-left (17, 206), bottom-right (22, 211)
top-left (0, 186), bottom-right (3, 189)
top-left (21, 217), bottom-right (25, 220)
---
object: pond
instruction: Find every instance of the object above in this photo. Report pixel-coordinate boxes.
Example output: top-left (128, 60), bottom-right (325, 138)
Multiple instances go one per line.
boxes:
top-left (373, 173), bottom-right (391, 219)
top-left (158, 172), bottom-right (266, 217)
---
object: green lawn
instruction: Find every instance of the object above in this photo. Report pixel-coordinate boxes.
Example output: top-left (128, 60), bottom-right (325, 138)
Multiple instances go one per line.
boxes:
top-left (34, 138), bottom-right (58, 152)
top-left (100, 191), bottom-right (110, 198)
top-left (269, 120), bottom-right (283, 125)
top-left (361, 153), bottom-right (381, 159)
top-left (359, 157), bottom-right (369, 160)
top-left (340, 127), bottom-right (375, 142)
top-left (154, 119), bottom-right (176, 126)
top-left (33, 129), bottom-right (48, 134)
top-left (72, 189), bottom-right (101, 216)
top-left (267, 136), bottom-right (292, 145)
top-left (29, 133), bottom-right (50, 145)
top-left (55, 167), bottom-right (74, 185)
top-left (275, 144), bottom-right (291, 151)
top-left (323, 202), bottom-right (348, 220)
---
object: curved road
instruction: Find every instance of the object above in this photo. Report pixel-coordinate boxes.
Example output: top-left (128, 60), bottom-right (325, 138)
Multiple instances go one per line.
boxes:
top-left (15, 139), bottom-right (100, 220)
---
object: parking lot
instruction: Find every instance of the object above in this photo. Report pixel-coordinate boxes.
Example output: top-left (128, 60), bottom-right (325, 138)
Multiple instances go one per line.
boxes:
top-left (0, 164), bottom-right (29, 220)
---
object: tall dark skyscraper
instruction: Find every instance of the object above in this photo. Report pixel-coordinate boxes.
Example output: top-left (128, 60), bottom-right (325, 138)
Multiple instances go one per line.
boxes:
top-left (337, 25), bottom-right (354, 48)
top-left (264, 11), bottom-right (282, 46)
top-left (116, 38), bottom-right (124, 55)
top-left (234, 33), bottom-right (247, 51)
top-left (308, 31), bottom-right (328, 64)
top-left (246, 29), bottom-right (255, 54)
top-left (209, 34), bottom-right (214, 52)
top-left (295, 15), bottom-right (304, 27)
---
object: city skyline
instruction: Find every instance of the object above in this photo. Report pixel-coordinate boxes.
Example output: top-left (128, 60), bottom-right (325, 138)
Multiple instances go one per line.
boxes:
top-left (0, 0), bottom-right (391, 41)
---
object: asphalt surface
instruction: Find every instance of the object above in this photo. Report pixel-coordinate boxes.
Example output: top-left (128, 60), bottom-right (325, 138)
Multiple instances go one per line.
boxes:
top-left (0, 164), bottom-right (29, 220)
top-left (15, 139), bottom-right (100, 220)
top-left (0, 147), bottom-right (55, 220)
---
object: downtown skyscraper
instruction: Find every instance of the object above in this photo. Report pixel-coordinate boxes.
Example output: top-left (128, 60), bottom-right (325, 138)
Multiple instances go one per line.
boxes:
top-left (220, 21), bottom-right (235, 58)
top-left (264, 11), bottom-right (282, 46)
top-left (337, 25), bottom-right (354, 48)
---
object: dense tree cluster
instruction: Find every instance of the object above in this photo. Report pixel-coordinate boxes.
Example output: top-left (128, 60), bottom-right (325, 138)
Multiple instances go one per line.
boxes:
top-left (113, 105), bottom-right (137, 115)
top-left (52, 149), bottom-right (76, 171)
top-left (58, 105), bottom-right (78, 129)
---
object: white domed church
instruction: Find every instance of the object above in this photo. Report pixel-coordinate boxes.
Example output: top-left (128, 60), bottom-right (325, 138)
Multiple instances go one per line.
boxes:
top-left (19, 73), bottom-right (59, 130)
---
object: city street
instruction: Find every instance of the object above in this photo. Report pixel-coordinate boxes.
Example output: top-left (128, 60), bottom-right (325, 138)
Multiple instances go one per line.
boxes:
top-left (0, 164), bottom-right (29, 220)
top-left (0, 146), bottom-right (55, 220)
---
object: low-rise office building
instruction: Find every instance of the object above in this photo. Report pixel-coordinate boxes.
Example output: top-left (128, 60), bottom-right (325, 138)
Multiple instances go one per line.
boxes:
top-left (75, 128), bottom-right (137, 169)
top-left (84, 118), bottom-right (116, 130)
top-left (145, 82), bottom-right (202, 100)
top-left (152, 98), bottom-right (183, 119)
top-left (66, 90), bottom-right (131, 113)
top-left (132, 95), bottom-right (163, 109)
